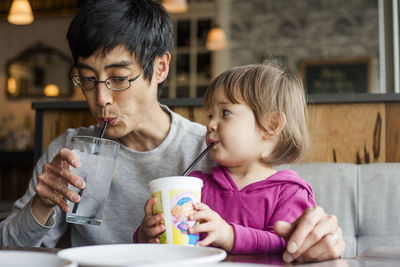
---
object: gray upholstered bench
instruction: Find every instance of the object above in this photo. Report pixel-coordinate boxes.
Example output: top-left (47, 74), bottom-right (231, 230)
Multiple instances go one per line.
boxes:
top-left (281, 162), bottom-right (400, 257)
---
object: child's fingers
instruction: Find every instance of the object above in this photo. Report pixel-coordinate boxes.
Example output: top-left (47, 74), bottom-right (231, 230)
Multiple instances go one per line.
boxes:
top-left (190, 220), bottom-right (215, 234)
top-left (149, 237), bottom-right (160, 244)
top-left (189, 209), bottom-right (214, 222)
top-left (144, 213), bottom-right (164, 228)
top-left (193, 202), bottom-right (210, 211)
top-left (144, 197), bottom-right (157, 216)
top-left (144, 222), bottom-right (165, 237)
top-left (196, 234), bottom-right (215, 247)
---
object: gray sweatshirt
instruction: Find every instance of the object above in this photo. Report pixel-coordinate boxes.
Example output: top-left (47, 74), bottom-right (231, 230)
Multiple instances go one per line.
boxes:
top-left (0, 107), bottom-right (214, 247)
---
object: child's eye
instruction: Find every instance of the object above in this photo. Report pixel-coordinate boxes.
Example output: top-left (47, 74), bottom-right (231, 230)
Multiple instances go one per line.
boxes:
top-left (222, 109), bottom-right (231, 117)
top-left (207, 114), bottom-right (213, 119)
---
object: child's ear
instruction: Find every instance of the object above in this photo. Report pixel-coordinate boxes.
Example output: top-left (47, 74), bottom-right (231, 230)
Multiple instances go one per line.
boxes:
top-left (153, 52), bottom-right (171, 84)
top-left (262, 112), bottom-right (286, 139)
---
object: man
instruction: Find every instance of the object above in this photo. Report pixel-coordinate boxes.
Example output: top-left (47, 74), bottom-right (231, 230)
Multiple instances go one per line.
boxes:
top-left (0, 0), bottom-right (344, 262)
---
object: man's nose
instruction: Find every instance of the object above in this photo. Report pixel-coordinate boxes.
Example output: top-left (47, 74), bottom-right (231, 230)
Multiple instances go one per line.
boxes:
top-left (96, 81), bottom-right (113, 107)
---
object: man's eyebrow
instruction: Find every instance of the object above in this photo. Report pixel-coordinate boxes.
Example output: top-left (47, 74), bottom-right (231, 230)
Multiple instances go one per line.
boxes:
top-left (75, 62), bottom-right (94, 71)
top-left (105, 60), bottom-right (132, 69)
top-left (75, 60), bottom-right (133, 70)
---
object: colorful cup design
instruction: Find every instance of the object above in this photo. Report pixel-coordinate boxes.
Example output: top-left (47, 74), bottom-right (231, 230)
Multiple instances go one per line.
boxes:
top-left (170, 191), bottom-right (200, 244)
top-left (149, 176), bottom-right (203, 245)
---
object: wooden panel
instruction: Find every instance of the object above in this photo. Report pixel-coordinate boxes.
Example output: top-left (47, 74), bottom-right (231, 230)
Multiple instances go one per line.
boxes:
top-left (171, 106), bottom-right (193, 121)
top-left (304, 103), bottom-right (385, 164)
top-left (172, 106), bottom-right (208, 126)
top-left (193, 106), bottom-right (208, 126)
top-left (42, 110), bottom-right (95, 152)
top-left (39, 102), bottom-right (400, 164)
top-left (385, 103), bottom-right (400, 162)
top-left (175, 104), bottom-right (389, 164)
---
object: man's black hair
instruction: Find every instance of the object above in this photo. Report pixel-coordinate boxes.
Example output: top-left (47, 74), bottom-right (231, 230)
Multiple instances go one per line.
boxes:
top-left (67, 0), bottom-right (173, 85)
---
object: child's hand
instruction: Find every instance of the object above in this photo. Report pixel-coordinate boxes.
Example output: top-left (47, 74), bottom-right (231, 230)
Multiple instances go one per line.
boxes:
top-left (188, 203), bottom-right (234, 252)
top-left (138, 197), bottom-right (165, 243)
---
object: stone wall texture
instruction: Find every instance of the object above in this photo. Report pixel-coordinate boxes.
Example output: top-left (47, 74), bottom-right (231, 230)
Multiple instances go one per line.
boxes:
top-left (229, 0), bottom-right (379, 91)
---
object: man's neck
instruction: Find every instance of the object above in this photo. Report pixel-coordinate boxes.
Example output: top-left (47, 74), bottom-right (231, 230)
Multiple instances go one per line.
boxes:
top-left (119, 105), bottom-right (172, 151)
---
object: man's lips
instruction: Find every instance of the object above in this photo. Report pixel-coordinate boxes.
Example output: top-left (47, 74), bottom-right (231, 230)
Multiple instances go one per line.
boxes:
top-left (99, 118), bottom-right (117, 125)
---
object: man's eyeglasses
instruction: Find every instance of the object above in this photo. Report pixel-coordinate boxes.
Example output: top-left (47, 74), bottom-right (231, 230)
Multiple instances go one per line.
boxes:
top-left (69, 53), bottom-right (155, 91)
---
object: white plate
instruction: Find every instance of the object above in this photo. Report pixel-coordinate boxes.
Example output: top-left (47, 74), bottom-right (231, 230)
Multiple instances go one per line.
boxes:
top-left (0, 250), bottom-right (76, 267)
top-left (57, 244), bottom-right (227, 267)
top-left (160, 263), bottom-right (278, 267)
top-left (158, 263), bottom-right (276, 267)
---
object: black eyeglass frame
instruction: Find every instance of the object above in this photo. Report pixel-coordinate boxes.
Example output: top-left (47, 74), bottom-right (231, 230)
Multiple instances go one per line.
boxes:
top-left (68, 52), bottom-right (156, 92)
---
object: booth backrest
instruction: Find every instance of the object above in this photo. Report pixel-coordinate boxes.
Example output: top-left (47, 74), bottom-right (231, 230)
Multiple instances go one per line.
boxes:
top-left (281, 163), bottom-right (400, 257)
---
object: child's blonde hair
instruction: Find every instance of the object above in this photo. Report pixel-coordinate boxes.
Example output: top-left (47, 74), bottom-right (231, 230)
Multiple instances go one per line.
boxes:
top-left (203, 62), bottom-right (309, 165)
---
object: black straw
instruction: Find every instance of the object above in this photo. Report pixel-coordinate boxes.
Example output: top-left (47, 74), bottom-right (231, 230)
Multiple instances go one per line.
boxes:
top-left (94, 121), bottom-right (108, 154)
top-left (99, 121), bottom-right (109, 139)
top-left (181, 143), bottom-right (215, 176)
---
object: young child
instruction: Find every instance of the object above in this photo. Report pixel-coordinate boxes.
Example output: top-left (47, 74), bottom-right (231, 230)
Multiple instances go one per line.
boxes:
top-left (135, 63), bottom-right (316, 255)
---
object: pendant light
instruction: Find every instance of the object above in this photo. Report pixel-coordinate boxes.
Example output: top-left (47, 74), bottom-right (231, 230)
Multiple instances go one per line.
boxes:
top-left (206, 26), bottom-right (227, 51)
top-left (205, 0), bottom-right (227, 51)
top-left (7, 0), bottom-right (34, 25)
top-left (162, 0), bottom-right (188, 13)
top-left (43, 84), bottom-right (60, 97)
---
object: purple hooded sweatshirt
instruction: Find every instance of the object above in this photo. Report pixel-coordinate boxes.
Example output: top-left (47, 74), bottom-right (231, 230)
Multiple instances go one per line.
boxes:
top-left (189, 165), bottom-right (316, 255)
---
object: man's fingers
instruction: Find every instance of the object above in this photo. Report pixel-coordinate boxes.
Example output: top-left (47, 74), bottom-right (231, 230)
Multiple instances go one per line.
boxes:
top-left (53, 149), bottom-right (86, 188)
top-left (37, 165), bottom-right (82, 203)
top-left (300, 230), bottom-right (345, 262)
top-left (290, 214), bottom-right (338, 258)
top-left (281, 206), bottom-right (345, 264)
top-left (286, 206), bottom-right (326, 254)
top-left (274, 220), bottom-right (295, 240)
top-left (32, 148), bottom-right (86, 215)
top-left (46, 175), bottom-right (81, 203)
top-left (41, 161), bottom-right (85, 190)
top-left (35, 183), bottom-right (69, 212)
top-left (59, 148), bottom-right (81, 168)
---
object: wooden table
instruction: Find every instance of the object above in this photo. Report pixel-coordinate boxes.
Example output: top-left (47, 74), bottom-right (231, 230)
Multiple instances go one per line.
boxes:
top-left (1, 246), bottom-right (400, 266)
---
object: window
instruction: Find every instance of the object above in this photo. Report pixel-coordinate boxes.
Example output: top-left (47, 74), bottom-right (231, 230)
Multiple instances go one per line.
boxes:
top-left (161, 1), bottom-right (215, 99)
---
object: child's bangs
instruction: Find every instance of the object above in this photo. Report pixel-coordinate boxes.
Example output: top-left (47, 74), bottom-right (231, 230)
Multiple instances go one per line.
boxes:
top-left (203, 76), bottom-right (238, 107)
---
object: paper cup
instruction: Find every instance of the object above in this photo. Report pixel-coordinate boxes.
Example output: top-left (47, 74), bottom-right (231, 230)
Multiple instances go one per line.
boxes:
top-left (149, 176), bottom-right (203, 245)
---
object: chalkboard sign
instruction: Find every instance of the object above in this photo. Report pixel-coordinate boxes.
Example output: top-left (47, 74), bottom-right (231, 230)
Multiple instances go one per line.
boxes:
top-left (298, 57), bottom-right (372, 94)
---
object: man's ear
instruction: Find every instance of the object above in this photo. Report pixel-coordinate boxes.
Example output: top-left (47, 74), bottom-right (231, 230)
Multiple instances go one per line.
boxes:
top-left (262, 111), bottom-right (286, 139)
top-left (153, 52), bottom-right (171, 84)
